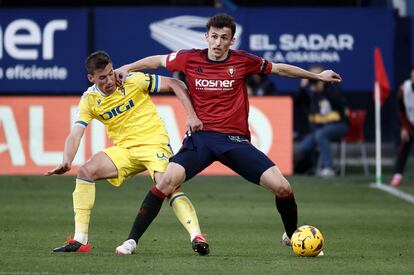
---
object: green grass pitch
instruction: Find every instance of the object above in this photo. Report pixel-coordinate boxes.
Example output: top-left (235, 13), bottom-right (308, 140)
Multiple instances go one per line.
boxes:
top-left (0, 174), bottom-right (413, 274)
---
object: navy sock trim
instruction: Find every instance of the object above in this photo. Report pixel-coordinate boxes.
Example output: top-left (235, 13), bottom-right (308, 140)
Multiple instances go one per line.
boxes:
top-left (77, 178), bottom-right (94, 183)
top-left (169, 193), bottom-right (186, 206)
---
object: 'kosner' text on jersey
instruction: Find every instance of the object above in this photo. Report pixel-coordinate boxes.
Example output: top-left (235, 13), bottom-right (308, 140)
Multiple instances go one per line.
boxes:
top-left (195, 79), bottom-right (235, 90)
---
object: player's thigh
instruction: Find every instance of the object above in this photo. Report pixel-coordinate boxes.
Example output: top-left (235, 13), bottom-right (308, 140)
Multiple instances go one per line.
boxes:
top-left (135, 144), bottom-right (173, 182)
top-left (170, 134), bottom-right (214, 181)
top-left (79, 151), bottom-right (118, 180)
top-left (221, 144), bottom-right (274, 184)
top-left (103, 146), bottom-right (146, 186)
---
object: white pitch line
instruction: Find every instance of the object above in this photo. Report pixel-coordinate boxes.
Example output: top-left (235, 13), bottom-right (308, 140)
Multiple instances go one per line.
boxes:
top-left (370, 183), bottom-right (414, 204)
top-left (0, 273), bottom-right (113, 275)
top-left (0, 273), bottom-right (61, 275)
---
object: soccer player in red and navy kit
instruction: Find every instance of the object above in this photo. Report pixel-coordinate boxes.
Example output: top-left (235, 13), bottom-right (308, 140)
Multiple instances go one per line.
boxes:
top-left (115, 13), bottom-right (342, 255)
top-left (390, 67), bottom-right (414, 186)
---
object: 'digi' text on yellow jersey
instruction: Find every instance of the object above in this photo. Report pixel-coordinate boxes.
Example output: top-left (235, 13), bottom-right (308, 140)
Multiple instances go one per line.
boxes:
top-left (75, 72), bottom-right (169, 147)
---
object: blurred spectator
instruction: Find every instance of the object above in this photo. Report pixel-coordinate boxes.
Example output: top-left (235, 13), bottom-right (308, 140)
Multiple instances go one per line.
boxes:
top-left (214, 0), bottom-right (237, 11)
top-left (246, 74), bottom-right (277, 96)
top-left (215, 0), bottom-right (224, 9)
top-left (294, 65), bottom-right (349, 177)
top-left (390, 68), bottom-right (414, 186)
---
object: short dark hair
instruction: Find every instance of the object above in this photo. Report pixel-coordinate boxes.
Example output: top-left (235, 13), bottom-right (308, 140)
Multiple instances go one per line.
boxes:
top-left (206, 13), bottom-right (236, 38)
top-left (85, 51), bottom-right (112, 74)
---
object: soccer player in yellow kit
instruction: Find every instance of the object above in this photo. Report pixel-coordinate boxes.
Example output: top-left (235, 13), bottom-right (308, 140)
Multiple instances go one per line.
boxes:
top-left (46, 51), bottom-right (208, 255)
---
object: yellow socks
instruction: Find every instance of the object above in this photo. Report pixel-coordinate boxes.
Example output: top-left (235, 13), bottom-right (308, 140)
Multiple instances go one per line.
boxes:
top-left (168, 191), bottom-right (202, 240)
top-left (71, 181), bottom-right (200, 243)
top-left (73, 178), bottom-right (95, 244)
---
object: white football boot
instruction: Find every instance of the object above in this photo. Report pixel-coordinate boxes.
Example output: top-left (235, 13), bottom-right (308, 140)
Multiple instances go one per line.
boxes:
top-left (115, 239), bottom-right (136, 255)
top-left (281, 232), bottom-right (292, 246)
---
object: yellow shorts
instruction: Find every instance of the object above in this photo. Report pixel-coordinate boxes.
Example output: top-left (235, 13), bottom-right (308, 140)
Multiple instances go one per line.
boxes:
top-left (102, 144), bottom-right (172, 187)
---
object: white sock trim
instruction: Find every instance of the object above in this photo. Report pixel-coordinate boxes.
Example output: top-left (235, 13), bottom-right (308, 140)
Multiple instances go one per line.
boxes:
top-left (74, 232), bottom-right (88, 245)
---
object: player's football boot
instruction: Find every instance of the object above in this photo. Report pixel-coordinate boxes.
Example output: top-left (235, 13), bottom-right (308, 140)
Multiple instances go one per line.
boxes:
top-left (115, 239), bottom-right (137, 255)
top-left (390, 174), bottom-right (402, 187)
top-left (191, 235), bottom-right (209, 256)
top-left (281, 232), bottom-right (292, 246)
top-left (53, 237), bottom-right (91, 253)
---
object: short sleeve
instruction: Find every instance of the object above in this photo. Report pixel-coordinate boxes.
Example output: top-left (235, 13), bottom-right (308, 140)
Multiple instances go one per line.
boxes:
top-left (75, 95), bottom-right (93, 127)
top-left (236, 51), bottom-right (272, 75)
top-left (166, 50), bottom-right (188, 72)
top-left (126, 72), bottom-right (161, 94)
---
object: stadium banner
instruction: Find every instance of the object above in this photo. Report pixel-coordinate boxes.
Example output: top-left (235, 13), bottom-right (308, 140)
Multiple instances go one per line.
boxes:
top-left (0, 9), bottom-right (88, 93)
top-left (0, 96), bottom-right (292, 176)
top-left (94, 7), bottom-right (394, 92)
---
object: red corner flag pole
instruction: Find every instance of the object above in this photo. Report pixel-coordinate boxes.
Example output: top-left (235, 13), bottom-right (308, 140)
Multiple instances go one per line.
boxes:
top-left (374, 47), bottom-right (390, 185)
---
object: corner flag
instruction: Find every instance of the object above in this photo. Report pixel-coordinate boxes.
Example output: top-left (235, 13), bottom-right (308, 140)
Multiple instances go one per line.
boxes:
top-left (374, 47), bottom-right (390, 106)
top-left (373, 47), bottom-right (390, 185)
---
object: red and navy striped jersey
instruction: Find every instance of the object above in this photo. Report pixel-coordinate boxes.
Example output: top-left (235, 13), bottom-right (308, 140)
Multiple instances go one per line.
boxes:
top-left (166, 49), bottom-right (272, 139)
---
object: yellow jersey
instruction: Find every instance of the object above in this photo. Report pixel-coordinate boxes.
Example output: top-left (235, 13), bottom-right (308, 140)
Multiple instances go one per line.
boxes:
top-left (75, 72), bottom-right (169, 148)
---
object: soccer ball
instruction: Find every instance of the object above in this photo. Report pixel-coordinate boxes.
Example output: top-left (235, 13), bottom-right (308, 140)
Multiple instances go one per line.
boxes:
top-left (291, 225), bottom-right (324, 257)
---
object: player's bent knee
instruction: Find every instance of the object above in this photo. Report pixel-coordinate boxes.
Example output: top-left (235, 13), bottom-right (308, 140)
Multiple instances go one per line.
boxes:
top-left (156, 162), bottom-right (185, 196)
top-left (260, 166), bottom-right (293, 197)
top-left (157, 176), bottom-right (179, 196)
top-left (77, 165), bottom-right (96, 181)
top-left (269, 179), bottom-right (292, 198)
top-left (156, 163), bottom-right (185, 196)
top-left (276, 180), bottom-right (293, 198)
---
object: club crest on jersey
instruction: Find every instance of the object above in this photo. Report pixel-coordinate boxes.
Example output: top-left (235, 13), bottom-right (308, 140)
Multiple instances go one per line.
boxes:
top-left (228, 66), bottom-right (236, 77)
top-left (120, 86), bottom-right (126, 96)
top-left (97, 99), bottom-right (101, 106)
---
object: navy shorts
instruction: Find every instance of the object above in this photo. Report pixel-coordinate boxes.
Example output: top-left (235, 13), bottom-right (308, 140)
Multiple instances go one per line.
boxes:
top-left (170, 131), bottom-right (275, 184)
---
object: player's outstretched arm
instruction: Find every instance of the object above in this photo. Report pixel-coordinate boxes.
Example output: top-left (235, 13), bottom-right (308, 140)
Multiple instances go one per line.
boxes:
top-left (44, 125), bottom-right (85, 176)
top-left (271, 63), bottom-right (342, 83)
top-left (158, 76), bottom-right (203, 132)
top-left (115, 55), bottom-right (167, 85)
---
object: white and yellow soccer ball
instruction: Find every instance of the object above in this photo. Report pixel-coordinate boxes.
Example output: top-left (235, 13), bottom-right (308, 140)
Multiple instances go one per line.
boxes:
top-left (291, 225), bottom-right (324, 257)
